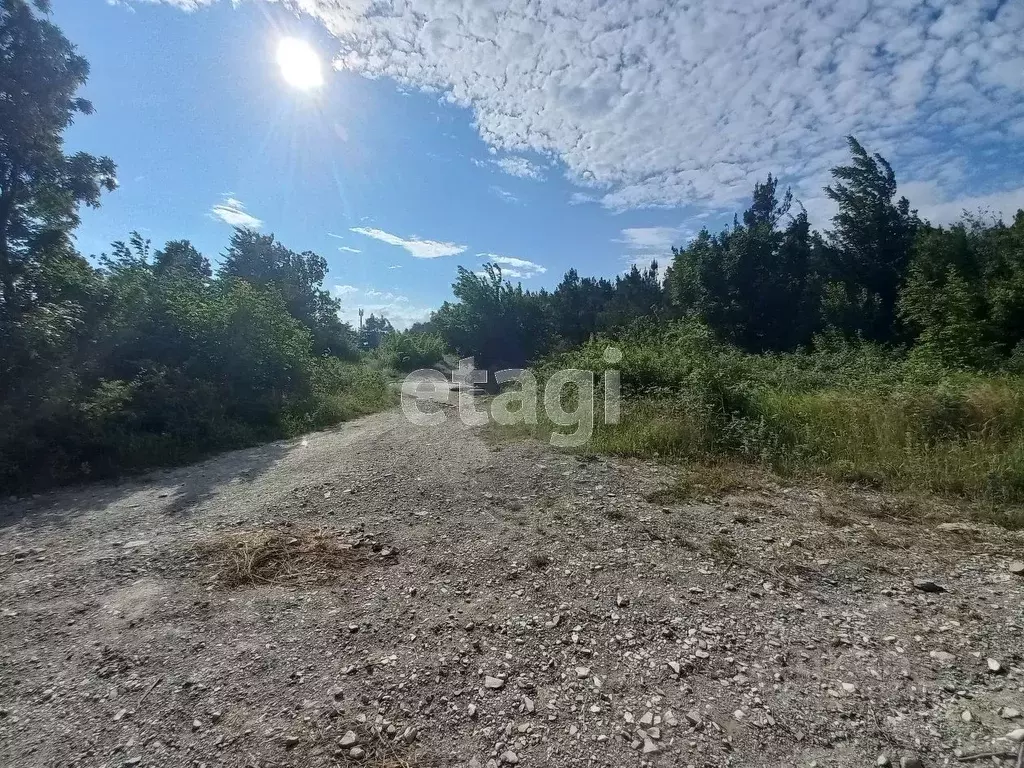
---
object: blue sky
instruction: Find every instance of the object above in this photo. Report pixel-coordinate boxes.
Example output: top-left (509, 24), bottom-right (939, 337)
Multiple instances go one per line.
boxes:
top-left (56, 0), bottom-right (1024, 328)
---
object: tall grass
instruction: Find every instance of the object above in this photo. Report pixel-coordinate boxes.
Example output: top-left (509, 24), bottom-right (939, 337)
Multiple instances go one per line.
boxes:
top-left (512, 321), bottom-right (1024, 518)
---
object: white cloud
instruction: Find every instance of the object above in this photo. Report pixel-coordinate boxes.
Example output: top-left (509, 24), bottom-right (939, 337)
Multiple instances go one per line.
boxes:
top-left (569, 192), bottom-right (597, 206)
top-left (474, 155), bottom-right (545, 180)
top-left (333, 284), bottom-right (434, 330)
top-left (617, 227), bottom-right (688, 253)
top-left (350, 226), bottom-right (466, 259)
top-left (898, 181), bottom-right (1024, 226)
top-left (209, 196), bottom-right (262, 230)
top-left (339, 246), bottom-right (362, 253)
top-left (155, 0), bottom-right (1024, 213)
top-left (480, 253), bottom-right (547, 279)
top-left (493, 156), bottom-right (545, 180)
top-left (490, 185), bottom-right (520, 204)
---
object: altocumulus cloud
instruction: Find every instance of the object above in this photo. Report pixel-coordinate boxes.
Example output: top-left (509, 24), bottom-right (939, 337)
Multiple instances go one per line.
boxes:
top-left (209, 196), bottom-right (262, 230)
top-left (158, 0), bottom-right (1024, 213)
top-left (350, 227), bottom-right (466, 259)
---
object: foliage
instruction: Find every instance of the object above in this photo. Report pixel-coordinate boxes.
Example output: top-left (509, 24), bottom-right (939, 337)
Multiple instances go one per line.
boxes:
top-left (375, 331), bottom-right (446, 372)
top-left (359, 313), bottom-right (394, 351)
top-left (0, 0), bottom-right (116, 313)
top-left (432, 263), bottom-right (552, 368)
top-left (0, 234), bottom-right (394, 489)
top-left (515, 321), bottom-right (1024, 509)
top-left (221, 229), bottom-right (357, 357)
top-left (666, 175), bottom-right (821, 351)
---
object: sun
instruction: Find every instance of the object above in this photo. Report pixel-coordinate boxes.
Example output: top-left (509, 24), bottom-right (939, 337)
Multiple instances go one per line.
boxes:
top-left (276, 37), bottom-right (324, 91)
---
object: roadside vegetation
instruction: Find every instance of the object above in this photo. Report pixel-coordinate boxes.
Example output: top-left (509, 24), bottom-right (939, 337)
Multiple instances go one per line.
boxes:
top-left (0, 2), bottom-right (400, 490)
top-left (422, 143), bottom-right (1024, 521)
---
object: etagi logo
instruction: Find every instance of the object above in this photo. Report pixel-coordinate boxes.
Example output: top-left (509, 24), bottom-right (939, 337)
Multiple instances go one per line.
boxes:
top-left (400, 348), bottom-right (623, 448)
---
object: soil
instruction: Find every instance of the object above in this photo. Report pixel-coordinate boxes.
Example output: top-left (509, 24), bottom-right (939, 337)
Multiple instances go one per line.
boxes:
top-left (2, 389), bottom-right (1023, 768)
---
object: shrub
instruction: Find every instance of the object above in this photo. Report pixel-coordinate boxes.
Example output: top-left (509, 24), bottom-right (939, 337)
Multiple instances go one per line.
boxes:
top-left (375, 331), bottom-right (447, 372)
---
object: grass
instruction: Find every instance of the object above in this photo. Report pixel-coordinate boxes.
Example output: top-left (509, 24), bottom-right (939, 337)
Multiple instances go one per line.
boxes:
top-left (489, 323), bottom-right (1024, 529)
top-left (197, 527), bottom-right (364, 587)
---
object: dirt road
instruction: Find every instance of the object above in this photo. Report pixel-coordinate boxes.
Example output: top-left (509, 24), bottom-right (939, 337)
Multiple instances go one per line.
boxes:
top-left (1, 397), bottom-right (1023, 767)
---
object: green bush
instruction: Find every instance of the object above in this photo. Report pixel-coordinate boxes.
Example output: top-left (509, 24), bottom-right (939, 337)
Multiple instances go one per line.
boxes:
top-left (375, 331), bottom-right (447, 372)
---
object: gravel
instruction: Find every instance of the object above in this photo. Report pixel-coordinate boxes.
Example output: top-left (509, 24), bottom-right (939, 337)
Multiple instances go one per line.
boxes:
top-left (1, 397), bottom-right (1023, 767)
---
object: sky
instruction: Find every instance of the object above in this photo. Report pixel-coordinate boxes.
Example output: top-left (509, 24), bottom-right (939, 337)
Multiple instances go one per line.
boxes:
top-left (55, 0), bottom-right (1024, 329)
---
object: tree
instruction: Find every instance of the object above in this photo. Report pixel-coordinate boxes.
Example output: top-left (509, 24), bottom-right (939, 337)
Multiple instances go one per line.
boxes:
top-left (822, 136), bottom-right (920, 341)
top-left (433, 263), bottom-right (552, 369)
top-left (667, 175), bottom-right (821, 351)
top-left (220, 229), bottom-right (355, 356)
top-left (602, 261), bottom-right (666, 331)
top-left (550, 269), bottom-right (615, 347)
top-left (0, 0), bottom-right (116, 314)
top-left (359, 314), bottom-right (394, 350)
top-left (154, 239), bottom-right (210, 279)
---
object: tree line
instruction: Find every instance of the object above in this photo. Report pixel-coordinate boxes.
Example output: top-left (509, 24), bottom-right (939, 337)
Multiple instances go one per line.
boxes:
top-left (421, 138), bottom-right (1024, 372)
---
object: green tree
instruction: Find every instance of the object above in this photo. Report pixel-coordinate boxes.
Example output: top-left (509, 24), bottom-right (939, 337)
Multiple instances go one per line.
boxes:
top-left (822, 136), bottom-right (920, 341)
top-left (433, 263), bottom-right (552, 369)
top-left (0, 0), bottom-right (116, 314)
top-left (359, 313), bottom-right (394, 350)
top-left (220, 229), bottom-right (355, 356)
top-left (667, 175), bottom-right (821, 351)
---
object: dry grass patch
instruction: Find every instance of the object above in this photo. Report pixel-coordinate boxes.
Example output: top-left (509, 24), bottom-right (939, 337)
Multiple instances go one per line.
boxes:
top-left (197, 527), bottom-right (370, 588)
top-left (646, 461), bottom-right (776, 504)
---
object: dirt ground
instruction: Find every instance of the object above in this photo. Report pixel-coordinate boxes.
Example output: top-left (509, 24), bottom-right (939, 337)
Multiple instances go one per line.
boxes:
top-left (2, 390), bottom-right (1023, 768)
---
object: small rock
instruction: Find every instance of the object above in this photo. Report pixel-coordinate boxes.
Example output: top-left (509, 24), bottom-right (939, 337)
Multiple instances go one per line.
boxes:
top-left (642, 738), bottom-right (659, 754)
top-left (283, 735), bottom-right (300, 748)
top-left (961, 710), bottom-right (972, 723)
top-left (210, 711), bottom-right (222, 723)
top-left (500, 750), bottom-right (519, 764)
top-left (484, 676), bottom-right (505, 689)
top-left (1009, 561), bottom-right (1024, 576)
top-left (575, 667), bottom-right (591, 679)
top-left (1000, 707), bottom-right (1020, 720)
top-left (113, 708), bottom-right (127, 722)
top-left (913, 579), bottom-right (945, 593)
top-left (402, 726), bottom-right (417, 743)
top-left (616, 594), bottom-right (629, 607)
top-left (987, 658), bottom-right (1004, 674)
top-left (876, 754), bottom-right (891, 767)
top-left (841, 682), bottom-right (857, 694)
top-left (192, 719), bottom-right (202, 731)
top-left (340, 731), bottom-right (359, 747)
top-left (1006, 728), bottom-right (1024, 741)
top-left (667, 661), bottom-right (681, 675)
top-left (467, 703), bottom-right (477, 718)
top-left (929, 650), bottom-right (955, 663)
top-left (522, 696), bottom-right (534, 714)
top-left (350, 746), bottom-right (365, 759)
top-left (899, 756), bottom-right (924, 768)
top-left (685, 710), bottom-right (702, 726)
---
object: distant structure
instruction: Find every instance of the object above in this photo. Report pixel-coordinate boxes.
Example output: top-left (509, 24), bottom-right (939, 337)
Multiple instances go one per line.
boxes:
top-left (358, 308), bottom-right (364, 332)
